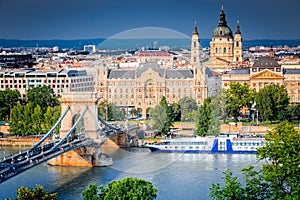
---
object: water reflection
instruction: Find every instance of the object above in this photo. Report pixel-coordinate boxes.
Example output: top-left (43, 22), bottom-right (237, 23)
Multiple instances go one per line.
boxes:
top-left (0, 147), bottom-right (263, 200)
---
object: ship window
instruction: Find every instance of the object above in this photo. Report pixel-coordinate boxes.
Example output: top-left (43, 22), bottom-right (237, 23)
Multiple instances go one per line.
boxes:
top-left (175, 146), bottom-right (178, 149)
top-left (165, 146), bottom-right (168, 149)
top-left (196, 146), bottom-right (200, 149)
top-left (189, 146), bottom-right (193, 149)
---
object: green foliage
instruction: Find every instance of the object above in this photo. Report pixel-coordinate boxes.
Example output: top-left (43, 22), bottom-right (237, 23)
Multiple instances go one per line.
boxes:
top-left (195, 98), bottom-right (212, 136)
top-left (24, 86), bottom-right (59, 113)
top-left (82, 184), bottom-right (99, 200)
top-left (171, 102), bottom-right (181, 121)
top-left (209, 121), bottom-right (300, 200)
top-left (98, 100), bottom-right (108, 120)
top-left (257, 121), bottom-right (300, 198)
top-left (158, 97), bottom-right (174, 135)
top-left (82, 177), bottom-right (157, 200)
top-left (256, 84), bottom-right (289, 122)
top-left (32, 105), bottom-right (43, 135)
top-left (10, 103), bottom-right (60, 136)
top-left (0, 89), bottom-right (21, 120)
top-left (225, 82), bottom-right (255, 120)
top-left (43, 106), bottom-right (61, 135)
top-left (150, 105), bottom-right (168, 134)
top-left (9, 103), bottom-right (25, 136)
top-left (178, 97), bottom-right (197, 121)
top-left (6, 185), bottom-right (57, 200)
top-left (107, 102), bottom-right (125, 121)
top-left (287, 104), bottom-right (300, 121)
top-left (209, 169), bottom-right (244, 200)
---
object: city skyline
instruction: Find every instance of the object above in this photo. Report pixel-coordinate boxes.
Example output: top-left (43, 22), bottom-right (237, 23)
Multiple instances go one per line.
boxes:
top-left (0, 0), bottom-right (299, 40)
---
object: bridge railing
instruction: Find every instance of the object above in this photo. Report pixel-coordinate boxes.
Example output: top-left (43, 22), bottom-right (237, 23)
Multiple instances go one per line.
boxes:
top-left (29, 106), bottom-right (71, 151)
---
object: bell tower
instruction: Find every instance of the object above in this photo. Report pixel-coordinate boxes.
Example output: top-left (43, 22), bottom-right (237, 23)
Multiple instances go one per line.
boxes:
top-left (191, 21), bottom-right (200, 66)
top-left (233, 21), bottom-right (243, 63)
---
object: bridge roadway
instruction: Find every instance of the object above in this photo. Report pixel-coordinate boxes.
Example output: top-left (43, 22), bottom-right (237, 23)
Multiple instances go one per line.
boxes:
top-left (0, 134), bottom-right (93, 183)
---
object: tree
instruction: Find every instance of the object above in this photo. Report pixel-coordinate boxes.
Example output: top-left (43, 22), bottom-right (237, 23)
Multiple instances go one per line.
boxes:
top-left (32, 105), bottom-right (43, 135)
top-left (209, 121), bottom-right (300, 199)
top-left (178, 97), bottom-right (198, 121)
top-left (256, 84), bottom-right (289, 122)
top-left (23, 102), bottom-right (34, 136)
top-left (195, 98), bottom-right (212, 136)
top-left (286, 104), bottom-right (300, 121)
top-left (107, 102), bottom-right (125, 121)
top-left (257, 121), bottom-right (300, 198)
top-left (6, 185), bottom-right (57, 200)
top-left (9, 103), bottom-right (24, 136)
top-left (98, 100), bottom-right (108, 120)
top-left (24, 86), bottom-right (59, 113)
top-left (82, 177), bottom-right (157, 200)
top-left (159, 97), bottom-right (174, 135)
top-left (44, 106), bottom-right (61, 135)
top-left (206, 93), bottom-right (226, 136)
top-left (171, 102), bottom-right (181, 121)
top-left (225, 82), bottom-right (255, 120)
top-left (0, 89), bottom-right (21, 120)
top-left (149, 105), bottom-right (168, 134)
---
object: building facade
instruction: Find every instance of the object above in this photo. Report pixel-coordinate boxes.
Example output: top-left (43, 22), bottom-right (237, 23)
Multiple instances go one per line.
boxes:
top-left (96, 62), bottom-right (207, 117)
top-left (0, 69), bottom-right (94, 96)
top-left (222, 56), bottom-right (300, 104)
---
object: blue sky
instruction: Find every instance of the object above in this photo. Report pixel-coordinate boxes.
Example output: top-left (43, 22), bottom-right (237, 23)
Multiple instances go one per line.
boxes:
top-left (0, 0), bottom-right (299, 40)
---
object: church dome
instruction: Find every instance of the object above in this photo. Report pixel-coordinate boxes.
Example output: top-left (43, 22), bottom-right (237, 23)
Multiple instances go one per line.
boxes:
top-left (213, 26), bottom-right (233, 38)
top-left (212, 7), bottom-right (233, 39)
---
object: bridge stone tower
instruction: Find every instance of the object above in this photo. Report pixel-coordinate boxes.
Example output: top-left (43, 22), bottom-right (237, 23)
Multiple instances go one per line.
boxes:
top-left (48, 92), bottom-right (113, 167)
top-left (59, 92), bottom-right (101, 141)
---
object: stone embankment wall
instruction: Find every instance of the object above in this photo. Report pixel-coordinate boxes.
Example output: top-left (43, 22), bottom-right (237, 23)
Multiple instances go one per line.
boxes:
top-left (0, 137), bottom-right (41, 146)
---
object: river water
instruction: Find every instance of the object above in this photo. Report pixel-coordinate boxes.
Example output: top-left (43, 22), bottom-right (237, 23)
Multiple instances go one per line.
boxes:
top-left (0, 146), bottom-right (263, 200)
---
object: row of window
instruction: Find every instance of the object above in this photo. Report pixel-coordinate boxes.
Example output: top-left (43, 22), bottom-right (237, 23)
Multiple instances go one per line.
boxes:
top-left (108, 93), bottom-right (195, 100)
top-left (231, 142), bottom-right (266, 146)
top-left (106, 81), bottom-right (194, 86)
top-left (0, 78), bottom-right (96, 84)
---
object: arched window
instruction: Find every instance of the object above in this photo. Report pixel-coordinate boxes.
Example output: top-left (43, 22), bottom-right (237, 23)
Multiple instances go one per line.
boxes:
top-left (193, 42), bottom-right (197, 48)
top-left (223, 47), bottom-right (226, 53)
top-left (216, 48), bottom-right (218, 53)
top-left (236, 41), bottom-right (239, 47)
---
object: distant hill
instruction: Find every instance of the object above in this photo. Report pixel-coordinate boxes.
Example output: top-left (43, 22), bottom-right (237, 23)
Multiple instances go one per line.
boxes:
top-left (0, 38), bottom-right (105, 50)
top-left (0, 38), bottom-right (299, 50)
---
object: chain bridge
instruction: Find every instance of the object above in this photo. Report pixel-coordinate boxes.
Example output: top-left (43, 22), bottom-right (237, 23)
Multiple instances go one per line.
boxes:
top-left (0, 92), bottom-right (131, 183)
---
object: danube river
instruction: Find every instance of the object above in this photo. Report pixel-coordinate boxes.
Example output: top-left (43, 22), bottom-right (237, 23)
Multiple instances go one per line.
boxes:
top-left (0, 146), bottom-right (263, 199)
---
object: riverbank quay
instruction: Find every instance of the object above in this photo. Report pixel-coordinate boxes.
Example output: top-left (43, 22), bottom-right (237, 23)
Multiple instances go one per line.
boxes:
top-left (0, 136), bottom-right (44, 146)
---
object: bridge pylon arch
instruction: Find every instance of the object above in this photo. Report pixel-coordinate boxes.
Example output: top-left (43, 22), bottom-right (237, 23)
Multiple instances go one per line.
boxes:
top-left (59, 92), bottom-right (102, 142)
top-left (48, 92), bottom-right (112, 167)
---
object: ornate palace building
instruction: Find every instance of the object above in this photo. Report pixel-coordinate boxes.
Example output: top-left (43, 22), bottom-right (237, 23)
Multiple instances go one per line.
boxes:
top-left (222, 56), bottom-right (300, 104)
top-left (96, 24), bottom-right (209, 117)
top-left (204, 6), bottom-right (243, 71)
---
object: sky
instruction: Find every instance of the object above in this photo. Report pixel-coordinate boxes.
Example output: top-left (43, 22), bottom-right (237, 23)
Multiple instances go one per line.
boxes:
top-left (0, 0), bottom-right (299, 40)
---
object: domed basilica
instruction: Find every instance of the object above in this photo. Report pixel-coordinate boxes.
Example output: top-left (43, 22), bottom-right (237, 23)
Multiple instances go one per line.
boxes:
top-left (203, 6), bottom-right (243, 71)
